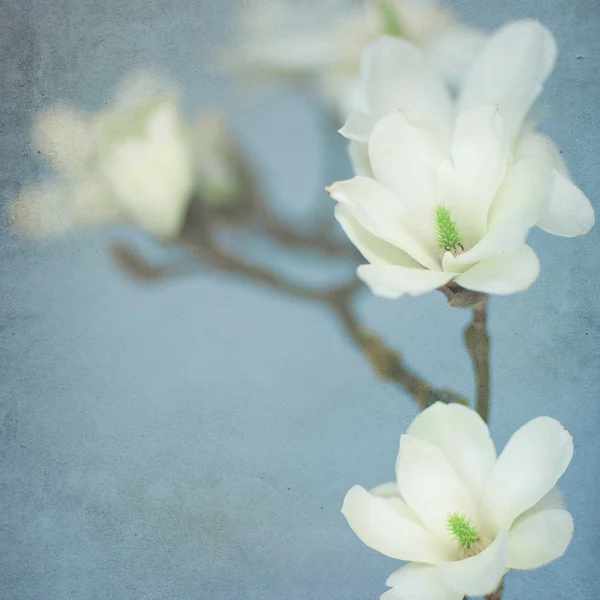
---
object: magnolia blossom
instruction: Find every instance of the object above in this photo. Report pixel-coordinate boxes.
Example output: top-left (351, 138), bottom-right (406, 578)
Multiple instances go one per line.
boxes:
top-left (229, 0), bottom-right (484, 119)
top-left (10, 72), bottom-right (196, 240)
top-left (343, 402), bottom-right (574, 599)
top-left (328, 20), bottom-right (594, 297)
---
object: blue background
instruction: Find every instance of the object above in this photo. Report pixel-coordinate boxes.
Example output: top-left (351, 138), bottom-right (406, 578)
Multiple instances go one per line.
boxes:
top-left (1, 0), bottom-right (598, 598)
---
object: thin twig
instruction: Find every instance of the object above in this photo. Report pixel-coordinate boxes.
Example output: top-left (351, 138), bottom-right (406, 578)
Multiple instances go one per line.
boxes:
top-left (187, 235), bottom-right (362, 304)
top-left (258, 213), bottom-right (359, 259)
top-left (463, 299), bottom-right (491, 422)
top-left (329, 296), bottom-right (469, 409)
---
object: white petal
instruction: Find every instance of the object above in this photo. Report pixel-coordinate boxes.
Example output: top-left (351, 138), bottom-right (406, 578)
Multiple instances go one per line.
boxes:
top-left (446, 155), bottom-right (553, 272)
top-left (369, 112), bottom-right (444, 214)
top-left (454, 244), bottom-right (540, 295)
top-left (361, 36), bottom-right (453, 131)
top-left (370, 482), bottom-right (428, 526)
top-left (523, 486), bottom-right (566, 514)
top-left (396, 435), bottom-right (477, 540)
top-left (406, 402), bottom-right (496, 501)
top-left (327, 177), bottom-right (439, 270)
top-left (342, 485), bottom-right (451, 563)
top-left (334, 204), bottom-right (421, 267)
top-left (515, 131), bottom-right (568, 175)
top-left (482, 417), bottom-right (573, 532)
top-left (358, 264), bottom-right (454, 299)
top-left (508, 509), bottom-right (573, 570)
top-left (347, 141), bottom-right (373, 178)
top-left (514, 131), bottom-right (594, 237)
top-left (438, 531), bottom-right (509, 596)
top-left (487, 155), bottom-right (553, 233)
top-left (537, 170), bottom-right (595, 237)
top-left (383, 564), bottom-right (462, 600)
top-left (339, 111), bottom-right (376, 143)
top-left (370, 481), bottom-right (402, 499)
top-left (457, 20), bottom-right (557, 137)
top-left (450, 105), bottom-right (510, 238)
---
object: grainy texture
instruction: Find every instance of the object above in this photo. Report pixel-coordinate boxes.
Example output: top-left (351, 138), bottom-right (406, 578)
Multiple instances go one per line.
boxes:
top-left (1, 1), bottom-right (599, 599)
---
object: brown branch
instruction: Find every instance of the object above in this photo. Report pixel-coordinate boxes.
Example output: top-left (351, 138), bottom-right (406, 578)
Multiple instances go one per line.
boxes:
top-left (463, 298), bottom-right (491, 422)
top-left (257, 212), bottom-right (359, 259)
top-left (187, 236), bottom-right (360, 304)
top-left (329, 297), bottom-right (469, 410)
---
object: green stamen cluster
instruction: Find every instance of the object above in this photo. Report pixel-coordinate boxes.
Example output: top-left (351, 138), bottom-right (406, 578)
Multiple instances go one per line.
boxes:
top-left (434, 205), bottom-right (463, 253)
top-left (447, 512), bottom-right (480, 549)
top-left (378, 1), bottom-right (403, 37)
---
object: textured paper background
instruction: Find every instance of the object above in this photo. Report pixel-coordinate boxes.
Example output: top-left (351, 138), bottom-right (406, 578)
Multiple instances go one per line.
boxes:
top-left (1, 0), bottom-right (599, 598)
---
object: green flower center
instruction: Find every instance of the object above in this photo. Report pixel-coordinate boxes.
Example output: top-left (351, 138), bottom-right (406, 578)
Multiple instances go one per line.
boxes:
top-left (447, 512), bottom-right (481, 549)
top-left (378, 1), bottom-right (404, 37)
top-left (434, 205), bottom-right (463, 253)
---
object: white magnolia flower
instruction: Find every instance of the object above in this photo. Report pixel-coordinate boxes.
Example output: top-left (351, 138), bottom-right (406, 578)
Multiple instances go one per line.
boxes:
top-left (328, 20), bottom-right (594, 297)
top-left (10, 71), bottom-right (195, 240)
top-left (342, 402), bottom-right (574, 600)
top-left (229, 0), bottom-right (484, 119)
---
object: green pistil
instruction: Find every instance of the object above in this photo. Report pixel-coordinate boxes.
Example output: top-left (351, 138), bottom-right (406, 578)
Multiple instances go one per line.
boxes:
top-left (447, 513), bottom-right (480, 549)
top-left (434, 205), bottom-right (463, 253)
top-left (378, 1), bottom-right (403, 37)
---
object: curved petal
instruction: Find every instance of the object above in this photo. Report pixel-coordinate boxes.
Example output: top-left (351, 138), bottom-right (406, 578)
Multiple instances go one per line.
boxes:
top-left (342, 485), bottom-right (452, 563)
top-left (454, 244), bottom-right (540, 295)
top-left (449, 105), bottom-right (510, 239)
top-left (515, 130), bottom-right (569, 175)
top-left (383, 564), bottom-right (463, 600)
top-left (537, 170), bottom-right (595, 237)
top-left (396, 434), bottom-right (477, 540)
top-left (523, 486), bottom-right (566, 515)
top-left (368, 111), bottom-right (444, 213)
top-left (347, 141), bottom-right (373, 178)
top-left (339, 111), bottom-right (376, 143)
top-left (444, 155), bottom-right (553, 273)
top-left (513, 131), bottom-right (594, 237)
top-left (457, 20), bottom-right (557, 138)
top-left (370, 481), bottom-right (401, 499)
top-left (334, 204), bottom-right (421, 267)
top-left (358, 264), bottom-right (454, 299)
top-left (482, 417), bottom-right (573, 532)
top-left (487, 155), bottom-right (553, 233)
top-left (406, 402), bottom-right (496, 501)
top-left (508, 508), bottom-right (573, 570)
top-left (361, 36), bottom-right (453, 131)
top-left (437, 531), bottom-right (509, 597)
top-left (370, 482), bottom-right (429, 527)
top-left (327, 176), bottom-right (439, 269)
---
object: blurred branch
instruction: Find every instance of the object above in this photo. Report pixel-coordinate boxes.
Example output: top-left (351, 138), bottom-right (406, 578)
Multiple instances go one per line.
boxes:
top-left (327, 295), bottom-right (469, 410)
top-left (188, 235), bottom-right (358, 303)
top-left (113, 193), bottom-right (469, 413)
top-left (258, 212), bottom-right (360, 258)
top-left (110, 241), bottom-right (196, 283)
top-left (463, 299), bottom-right (491, 422)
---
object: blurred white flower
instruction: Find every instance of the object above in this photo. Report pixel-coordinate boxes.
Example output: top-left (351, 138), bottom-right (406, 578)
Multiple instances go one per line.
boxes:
top-left (192, 112), bottom-right (249, 209)
top-left (343, 402), bottom-right (574, 600)
top-left (328, 20), bottom-right (594, 298)
top-left (229, 0), bottom-right (484, 119)
top-left (10, 71), bottom-right (195, 240)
